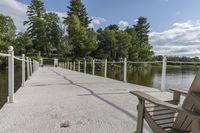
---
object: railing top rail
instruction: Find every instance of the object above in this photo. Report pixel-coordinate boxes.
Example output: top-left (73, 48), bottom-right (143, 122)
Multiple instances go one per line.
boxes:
top-left (167, 61), bottom-right (200, 64)
top-left (0, 53), bottom-right (10, 57)
top-left (14, 56), bottom-right (23, 61)
top-left (127, 61), bottom-right (162, 64)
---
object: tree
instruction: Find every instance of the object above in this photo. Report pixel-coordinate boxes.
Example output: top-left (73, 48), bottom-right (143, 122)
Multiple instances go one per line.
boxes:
top-left (0, 14), bottom-right (16, 51)
top-left (45, 12), bottom-right (65, 56)
top-left (94, 27), bottom-right (117, 60)
top-left (65, 0), bottom-right (91, 28)
top-left (67, 15), bottom-right (96, 58)
top-left (24, 0), bottom-right (47, 54)
top-left (116, 31), bottom-right (131, 59)
top-left (125, 27), bottom-right (140, 61)
top-left (133, 17), bottom-right (154, 61)
top-left (134, 17), bottom-right (150, 44)
top-left (14, 32), bottom-right (33, 55)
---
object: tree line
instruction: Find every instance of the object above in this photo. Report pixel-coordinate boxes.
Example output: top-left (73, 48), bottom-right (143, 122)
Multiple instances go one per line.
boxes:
top-left (0, 0), bottom-right (199, 62)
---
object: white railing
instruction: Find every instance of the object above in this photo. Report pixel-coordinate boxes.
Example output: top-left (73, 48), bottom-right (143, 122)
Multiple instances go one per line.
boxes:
top-left (56, 56), bottom-right (200, 92)
top-left (0, 46), bottom-right (40, 103)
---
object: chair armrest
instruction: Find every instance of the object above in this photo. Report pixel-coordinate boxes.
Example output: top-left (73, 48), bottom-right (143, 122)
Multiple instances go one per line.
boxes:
top-left (130, 91), bottom-right (200, 120)
top-left (130, 91), bottom-right (181, 112)
top-left (170, 88), bottom-right (188, 95)
top-left (170, 88), bottom-right (188, 103)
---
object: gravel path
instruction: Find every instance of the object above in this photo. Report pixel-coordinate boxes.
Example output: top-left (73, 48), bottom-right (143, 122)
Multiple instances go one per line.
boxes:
top-left (0, 67), bottom-right (173, 133)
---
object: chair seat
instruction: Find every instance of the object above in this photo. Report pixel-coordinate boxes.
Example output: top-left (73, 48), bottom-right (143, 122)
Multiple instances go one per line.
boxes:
top-left (145, 102), bottom-right (191, 133)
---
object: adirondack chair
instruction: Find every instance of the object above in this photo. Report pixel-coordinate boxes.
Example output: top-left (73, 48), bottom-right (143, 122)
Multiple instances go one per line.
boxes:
top-left (130, 70), bottom-right (200, 133)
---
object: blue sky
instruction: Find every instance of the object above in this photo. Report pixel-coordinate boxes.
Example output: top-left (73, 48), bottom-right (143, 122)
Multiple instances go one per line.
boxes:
top-left (1, 0), bottom-right (200, 56)
top-left (18, 0), bottom-right (200, 32)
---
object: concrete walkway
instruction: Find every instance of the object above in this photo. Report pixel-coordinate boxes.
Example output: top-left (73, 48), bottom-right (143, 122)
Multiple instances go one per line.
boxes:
top-left (0, 67), bottom-right (174, 133)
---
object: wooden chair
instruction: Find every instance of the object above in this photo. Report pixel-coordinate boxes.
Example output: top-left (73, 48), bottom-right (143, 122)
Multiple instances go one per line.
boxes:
top-left (130, 70), bottom-right (200, 133)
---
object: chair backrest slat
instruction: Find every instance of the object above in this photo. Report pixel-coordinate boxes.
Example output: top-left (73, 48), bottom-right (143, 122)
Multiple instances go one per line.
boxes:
top-left (173, 70), bottom-right (200, 131)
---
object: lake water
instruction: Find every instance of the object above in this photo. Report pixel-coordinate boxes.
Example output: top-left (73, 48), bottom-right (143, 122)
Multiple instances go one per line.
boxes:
top-left (0, 63), bottom-right (199, 108)
top-left (0, 60), bottom-right (23, 109)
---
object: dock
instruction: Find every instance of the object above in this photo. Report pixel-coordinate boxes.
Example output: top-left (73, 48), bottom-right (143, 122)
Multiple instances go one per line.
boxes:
top-left (0, 67), bottom-right (174, 133)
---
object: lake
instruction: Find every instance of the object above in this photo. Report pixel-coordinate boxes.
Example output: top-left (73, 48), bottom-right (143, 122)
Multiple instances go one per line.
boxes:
top-left (0, 60), bottom-right (23, 109)
top-left (0, 63), bottom-right (199, 108)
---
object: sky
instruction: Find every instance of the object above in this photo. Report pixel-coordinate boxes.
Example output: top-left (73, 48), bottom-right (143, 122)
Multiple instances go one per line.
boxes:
top-left (1, 0), bottom-right (200, 57)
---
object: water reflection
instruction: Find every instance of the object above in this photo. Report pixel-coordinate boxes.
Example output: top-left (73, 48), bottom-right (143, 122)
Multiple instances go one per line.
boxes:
top-left (0, 60), bottom-right (22, 108)
top-left (96, 64), bottom-right (198, 90)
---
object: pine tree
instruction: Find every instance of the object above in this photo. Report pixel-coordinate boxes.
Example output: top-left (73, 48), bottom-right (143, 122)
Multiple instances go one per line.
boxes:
top-left (134, 17), bottom-right (150, 44)
top-left (24, 0), bottom-right (47, 54)
top-left (133, 17), bottom-right (153, 61)
top-left (65, 0), bottom-right (91, 28)
top-left (67, 15), bottom-right (96, 58)
top-left (0, 14), bottom-right (16, 50)
top-left (45, 12), bottom-right (64, 56)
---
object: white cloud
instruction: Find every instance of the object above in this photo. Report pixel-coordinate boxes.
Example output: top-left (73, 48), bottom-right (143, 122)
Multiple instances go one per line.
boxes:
top-left (0, 0), bottom-right (27, 31)
top-left (118, 20), bottom-right (129, 29)
top-left (89, 17), bottom-right (106, 28)
top-left (0, 0), bottom-right (67, 32)
top-left (150, 20), bottom-right (200, 57)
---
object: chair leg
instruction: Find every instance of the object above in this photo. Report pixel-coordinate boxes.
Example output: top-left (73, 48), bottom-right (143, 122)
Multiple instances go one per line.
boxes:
top-left (136, 98), bottom-right (145, 133)
top-left (191, 119), bottom-right (200, 133)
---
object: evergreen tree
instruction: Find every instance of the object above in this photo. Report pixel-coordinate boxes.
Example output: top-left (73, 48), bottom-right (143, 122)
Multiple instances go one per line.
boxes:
top-left (14, 32), bottom-right (33, 55)
top-left (116, 31), bottom-right (131, 59)
top-left (65, 0), bottom-right (91, 28)
top-left (134, 17), bottom-right (150, 44)
top-left (45, 12), bottom-right (64, 56)
top-left (24, 0), bottom-right (47, 54)
top-left (94, 27), bottom-right (118, 60)
top-left (67, 15), bottom-right (96, 58)
top-left (125, 27), bottom-right (140, 61)
top-left (0, 14), bottom-right (16, 51)
top-left (133, 17), bottom-right (154, 61)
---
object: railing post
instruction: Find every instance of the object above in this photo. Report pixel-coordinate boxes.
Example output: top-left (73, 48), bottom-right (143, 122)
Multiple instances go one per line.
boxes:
top-left (104, 59), bottom-right (107, 78)
top-left (40, 58), bottom-right (43, 67)
top-left (54, 58), bottom-right (58, 67)
top-left (92, 59), bottom-right (95, 75)
top-left (123, 58), bottom-right (127, 82)
top-left (70, 62), bottom-right (72, 70)
top-left (67, 61), bottom-right (69, 69)
top-left (78, 61), bottom-right (80, 72)
top-left (73, 61), bottom-right (75, 71)
top-left (33, 60), bottom-right (35, 73)
top-left (8, 46), bottom-right (14, 103)
top-left (22, 54), bottom-right (25, 87)
top-left (30, 59), bottom-right (32, 76)
top-left (161, 56), bottom-right (167, 91)
top-left (64, 62), bottom-right (66, 69)
top-left (84, 60), bottom-right (86, 73)
top-left (26, 57), bottom-right (30, 80)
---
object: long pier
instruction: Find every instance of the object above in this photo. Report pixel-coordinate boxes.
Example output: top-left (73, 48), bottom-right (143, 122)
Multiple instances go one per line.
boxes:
top-left (0, 66), bottom-right (174, 133)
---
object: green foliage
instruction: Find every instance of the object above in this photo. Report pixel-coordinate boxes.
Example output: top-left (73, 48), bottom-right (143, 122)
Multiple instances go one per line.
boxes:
top-left (116, 31), bottom-right (131, 59)
top-left (94, 27), bottom-right (117, 60)
top-left (134, 16), bottom-right (150, 44)
top-left (24, 0), bottom-right (47, 54)
top-left (45, 12), bottom-right (65, 57)
top-left (67, 15), bottom-right (97, 58)
top-left (0, 0), bottom-right (154, 63)
top-left (14, 32), bottom-right (33, 54)
top-left (155, 56), bottom-right (200, 62)
top-left (65, 0), bottom-right (91, 27)
top-left (133, 17), bottom-right (154, 61)
top-left (0, 14), bottom-right (16, 51)
top-left (24, 0), bottom-right (66, 57)
top-left (125, 28), bottom-right (139, 60)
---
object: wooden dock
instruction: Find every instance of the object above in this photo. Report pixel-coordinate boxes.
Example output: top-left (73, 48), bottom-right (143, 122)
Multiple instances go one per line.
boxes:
top-left (0, 67), bottom-right (175, 133)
